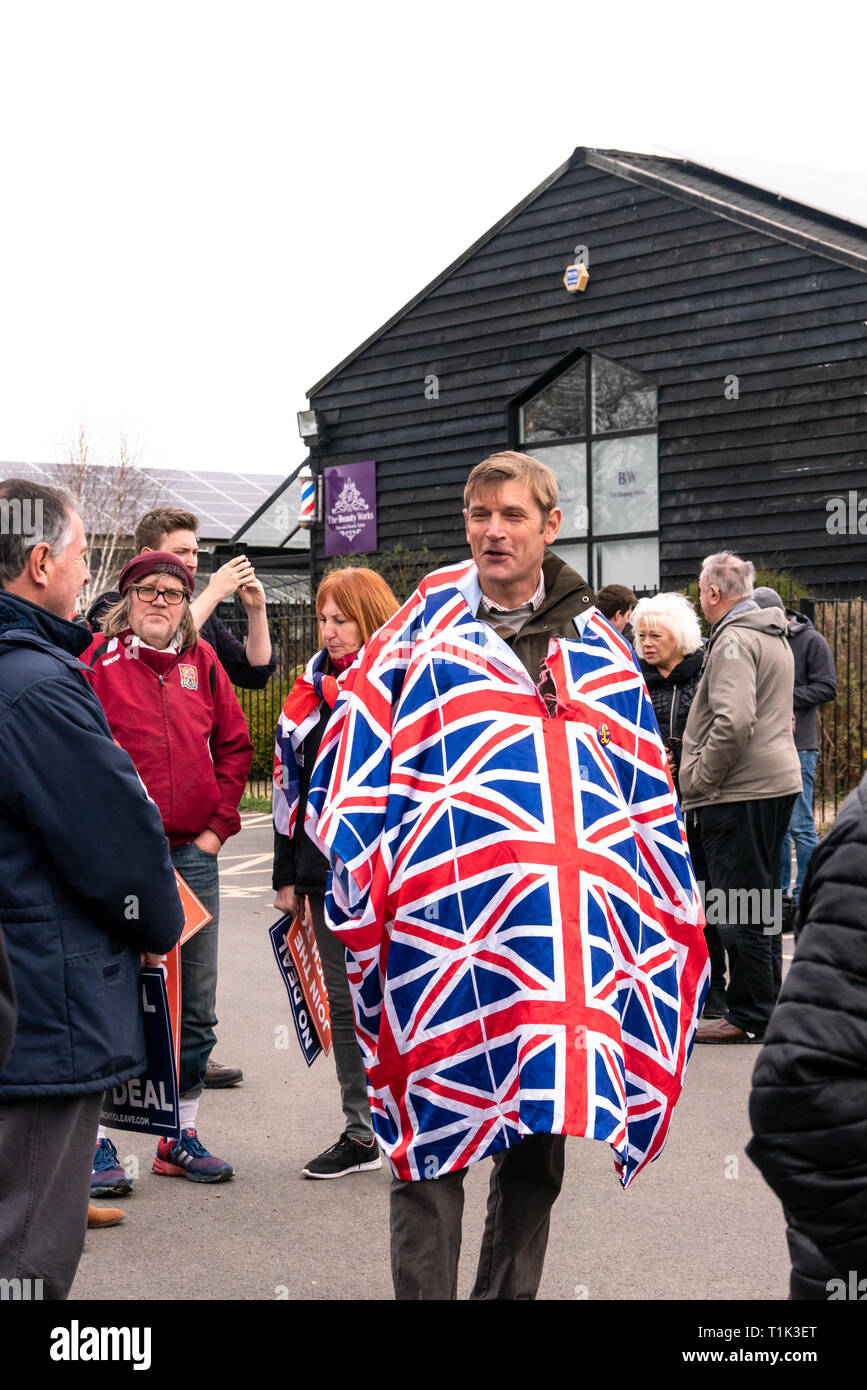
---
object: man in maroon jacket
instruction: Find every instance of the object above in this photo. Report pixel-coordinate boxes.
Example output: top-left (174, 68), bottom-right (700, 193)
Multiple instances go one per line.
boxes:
top-left (82, 551), bottom-right (253, 1185)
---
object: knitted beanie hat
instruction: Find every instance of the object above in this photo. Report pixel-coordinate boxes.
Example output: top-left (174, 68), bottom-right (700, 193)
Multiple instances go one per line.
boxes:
top-left (117, 551), bottom-right (194, 597)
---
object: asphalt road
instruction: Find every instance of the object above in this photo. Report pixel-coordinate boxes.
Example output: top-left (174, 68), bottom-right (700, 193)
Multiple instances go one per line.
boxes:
top-left (71, 813), bottom-right (794, 1303)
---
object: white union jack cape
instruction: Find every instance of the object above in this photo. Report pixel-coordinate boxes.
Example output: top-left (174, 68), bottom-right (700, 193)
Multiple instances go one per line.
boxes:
top-left (307, 560), bottom-right (709, 1185)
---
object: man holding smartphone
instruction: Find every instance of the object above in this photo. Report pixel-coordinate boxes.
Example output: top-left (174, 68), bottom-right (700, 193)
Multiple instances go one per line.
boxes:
top-left (88, 509), bottom-right (275, 689)
top-left (87, 509), bottom-right (273, 1120)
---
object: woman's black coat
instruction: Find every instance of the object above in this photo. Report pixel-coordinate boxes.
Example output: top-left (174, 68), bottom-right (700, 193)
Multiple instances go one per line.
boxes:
top-left (640, 649), bottom-right (704, 787)
top-left (272, 702), bottom-right (331, 896)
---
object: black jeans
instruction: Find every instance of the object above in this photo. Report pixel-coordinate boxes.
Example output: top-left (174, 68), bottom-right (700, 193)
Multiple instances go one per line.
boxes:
top-left (390, 1133), bottom-right (566, 1300)
top-left (685, 815), bottom-right (727, 995)
top-left (693, 795), bottom-right (797, 1035)
top-left (308, 893), bottom-right (374, 1143)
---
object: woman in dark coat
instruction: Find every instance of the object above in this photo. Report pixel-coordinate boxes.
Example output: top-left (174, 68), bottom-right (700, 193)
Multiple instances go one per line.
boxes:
top-left (273, 567), bottom-right (399, 1179)
top-left (632, 591), bottom-right (704, 785)
top-left (747, 774), bottom-right (867, 1299)
top-left (632, 592), bottom-right (724, 1017)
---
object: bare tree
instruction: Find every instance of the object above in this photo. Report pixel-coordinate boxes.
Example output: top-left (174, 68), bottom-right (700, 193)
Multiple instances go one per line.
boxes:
top-left (48, 426), bottom-right (163, 612)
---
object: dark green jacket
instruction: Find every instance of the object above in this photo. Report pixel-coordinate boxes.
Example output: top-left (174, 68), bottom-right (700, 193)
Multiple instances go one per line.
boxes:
top-left (480, 551), bottom-right (595, 680)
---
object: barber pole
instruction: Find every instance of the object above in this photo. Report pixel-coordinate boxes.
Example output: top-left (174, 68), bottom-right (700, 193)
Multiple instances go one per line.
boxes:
top-left (298, 469), bottom-right (315, 529)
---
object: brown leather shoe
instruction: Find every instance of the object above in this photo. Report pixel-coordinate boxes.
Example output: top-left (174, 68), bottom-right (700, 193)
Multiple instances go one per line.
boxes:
top-left (695, 1017), bottom-right (756, 1044)
top-left (87, 1203), bottom-right (126, 1229)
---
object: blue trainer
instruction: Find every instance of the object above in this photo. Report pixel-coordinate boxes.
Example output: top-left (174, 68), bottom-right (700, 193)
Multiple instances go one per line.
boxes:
top-left (152, 1128), bottom-right (234, 1183)
top-left (91, 1137), bottom-right (134, 1196)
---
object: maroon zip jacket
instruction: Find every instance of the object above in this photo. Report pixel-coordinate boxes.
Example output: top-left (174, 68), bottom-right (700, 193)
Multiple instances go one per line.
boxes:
top-left (81, 630), bottom-right (253, 846)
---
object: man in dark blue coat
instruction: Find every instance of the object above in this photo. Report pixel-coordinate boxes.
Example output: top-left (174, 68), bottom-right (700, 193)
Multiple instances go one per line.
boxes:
top-left (0, 478), bottom-right (185, 1299)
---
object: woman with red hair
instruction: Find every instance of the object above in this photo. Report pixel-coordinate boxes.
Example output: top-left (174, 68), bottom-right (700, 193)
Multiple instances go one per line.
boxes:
top-left (273, 567), bottom-right (398, 1179)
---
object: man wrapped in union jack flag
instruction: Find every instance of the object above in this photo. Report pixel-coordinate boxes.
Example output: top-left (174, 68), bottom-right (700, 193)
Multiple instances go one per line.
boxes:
top-left (307, 451), bottom-right (709, 1300)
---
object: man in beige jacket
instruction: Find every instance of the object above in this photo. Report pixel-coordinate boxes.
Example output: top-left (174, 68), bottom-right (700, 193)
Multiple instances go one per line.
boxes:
top-left (680, 552), bottom-right (801, 1042)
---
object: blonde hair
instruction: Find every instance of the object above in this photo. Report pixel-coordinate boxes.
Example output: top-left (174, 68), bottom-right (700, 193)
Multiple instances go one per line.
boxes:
top-left (463, 451), bottom-right (558, 519)
top-left (632, 592), bottom-right (702, 660)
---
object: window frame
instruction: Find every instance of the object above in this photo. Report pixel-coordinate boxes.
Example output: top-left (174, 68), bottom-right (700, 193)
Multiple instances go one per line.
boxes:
top-left (509, 348), bottom-right (659, 589)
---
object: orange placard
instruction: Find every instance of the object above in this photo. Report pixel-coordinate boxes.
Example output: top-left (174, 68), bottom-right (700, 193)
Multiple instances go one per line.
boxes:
top-left (175, 870), bottom-right (212, 945)
top-left (160, 871), bottom-right (212, 1077)
top-left (284, 910), bottom-right (332, 1056)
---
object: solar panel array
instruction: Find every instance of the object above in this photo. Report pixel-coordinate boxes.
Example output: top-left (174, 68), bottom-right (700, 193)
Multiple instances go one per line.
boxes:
top-left (0, 461), bottom-right (309, 550)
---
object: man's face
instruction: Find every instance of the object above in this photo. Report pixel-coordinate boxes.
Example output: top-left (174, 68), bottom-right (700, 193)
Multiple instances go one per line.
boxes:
top-left (44, 511), bottom-right (91, 618)
top-left (127, 571), bottom-right (186, 649)
top-left (148, 528), bottom-right (198, 576)
top-left (613, 605), bottom-right (634, 634)
top-left (463, 481), bottom-right (561, 605)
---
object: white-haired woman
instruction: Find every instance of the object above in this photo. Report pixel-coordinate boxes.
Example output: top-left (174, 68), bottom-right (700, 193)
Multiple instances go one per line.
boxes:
top-left (632, 592), bottom-right (704, 782)
top-left (633, 591), bottom-right (725, 1018)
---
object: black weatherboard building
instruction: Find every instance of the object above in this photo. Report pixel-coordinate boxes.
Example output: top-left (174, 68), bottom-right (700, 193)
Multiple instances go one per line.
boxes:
top-left (305, 148), bottom-right (867, 595)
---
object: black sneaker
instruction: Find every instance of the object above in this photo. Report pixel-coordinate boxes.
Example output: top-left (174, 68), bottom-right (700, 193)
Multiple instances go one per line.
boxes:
top-left (302, 1133), bottom-right (382, 1179)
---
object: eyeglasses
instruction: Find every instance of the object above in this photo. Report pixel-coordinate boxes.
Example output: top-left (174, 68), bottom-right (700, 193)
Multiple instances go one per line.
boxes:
top-left (130, 584), bottom-right (187, 605)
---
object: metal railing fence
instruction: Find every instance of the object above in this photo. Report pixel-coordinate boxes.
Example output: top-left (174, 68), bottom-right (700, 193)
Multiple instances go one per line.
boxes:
top-left (222, 601), bottom-right (319, 798)
top-left (227, 590), bottom-right (866, 822)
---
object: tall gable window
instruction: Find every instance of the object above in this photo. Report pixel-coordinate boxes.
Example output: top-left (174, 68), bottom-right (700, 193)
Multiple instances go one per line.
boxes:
top-left (512, 351), bottom-right (659, 590)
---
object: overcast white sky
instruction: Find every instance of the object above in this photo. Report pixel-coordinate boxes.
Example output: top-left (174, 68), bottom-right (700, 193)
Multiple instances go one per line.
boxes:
top-left (1, 0), bottom-right (864, 480)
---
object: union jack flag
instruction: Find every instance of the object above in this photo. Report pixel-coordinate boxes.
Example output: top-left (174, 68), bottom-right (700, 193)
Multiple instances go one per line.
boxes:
top-left (273, 650), bottom-right (351, 838)
top-left (307, 560), bottom-right (708, 1186)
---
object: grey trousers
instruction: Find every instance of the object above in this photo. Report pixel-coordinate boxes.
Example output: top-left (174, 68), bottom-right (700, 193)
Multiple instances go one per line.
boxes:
top-left (0, 1091), bottom-right (104, 1300)
top-left (308, 893), bottom-right (374, 1142)
top-left (390, 1133), bottom-right (567, 1300)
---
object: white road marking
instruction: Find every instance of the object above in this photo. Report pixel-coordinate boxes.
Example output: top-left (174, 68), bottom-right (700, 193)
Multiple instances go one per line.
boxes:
top-left (220, 853), bottom-right (274, 874)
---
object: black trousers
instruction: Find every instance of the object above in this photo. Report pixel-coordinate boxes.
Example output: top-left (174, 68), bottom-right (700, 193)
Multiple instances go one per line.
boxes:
top-left (390, 1133), bottom-right (566, 1300)
top-left (685, 815), bottom-right (727, 994)
top-left (308, 893), bottom-right (374, 1142)
top-left (692, 795), bottom-right (797, 1035)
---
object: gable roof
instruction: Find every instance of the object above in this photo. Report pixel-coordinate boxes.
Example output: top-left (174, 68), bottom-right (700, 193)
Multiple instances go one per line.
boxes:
top-left (587, 149), bottom-right (867, 272)
top-left (308, 146), bottom-right (867, 398)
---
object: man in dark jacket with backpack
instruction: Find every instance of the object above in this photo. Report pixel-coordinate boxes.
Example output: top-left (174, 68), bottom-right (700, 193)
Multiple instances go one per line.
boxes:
top-left (0, 479), bottom-right (184, 1299)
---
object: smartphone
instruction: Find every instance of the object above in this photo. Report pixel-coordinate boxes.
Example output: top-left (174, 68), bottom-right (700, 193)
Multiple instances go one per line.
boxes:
top-left (232, 542), bottom-right (248, 558)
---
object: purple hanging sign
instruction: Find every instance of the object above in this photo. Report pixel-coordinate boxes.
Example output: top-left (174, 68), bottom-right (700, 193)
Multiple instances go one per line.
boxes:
top-left (324, 459), bottom-right (377, 556)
